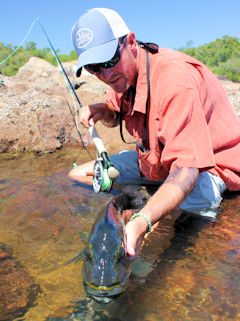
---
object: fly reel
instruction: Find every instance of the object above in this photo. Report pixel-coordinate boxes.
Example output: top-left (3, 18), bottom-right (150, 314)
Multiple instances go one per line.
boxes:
top-left (85, 127), bottom-right (120, 193)
top-left (92, 158), bottom-right (113, 193)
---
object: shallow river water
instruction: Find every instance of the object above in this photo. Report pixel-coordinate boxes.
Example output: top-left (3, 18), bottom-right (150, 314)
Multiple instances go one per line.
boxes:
top-left (0, 146), bottom-right (239, 321)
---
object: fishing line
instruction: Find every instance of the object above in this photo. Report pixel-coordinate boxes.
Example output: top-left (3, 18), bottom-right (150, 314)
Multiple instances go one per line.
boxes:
top-left (1, 17), bottom-right (119, 192)
top-left (0, 17), bottom-right (93, 159)
top-left (36, 20), bottom-right (120, 191)
top-left (0, 17), bottom-right (39, 66)
top-left (37, 19), bottom-right (81, 107)
top-left (36, 19), bottom-right (90, 153)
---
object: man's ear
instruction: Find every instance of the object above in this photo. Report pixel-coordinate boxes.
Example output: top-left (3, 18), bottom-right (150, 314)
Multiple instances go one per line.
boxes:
top-left (126, 32), bottom-right (137, 54)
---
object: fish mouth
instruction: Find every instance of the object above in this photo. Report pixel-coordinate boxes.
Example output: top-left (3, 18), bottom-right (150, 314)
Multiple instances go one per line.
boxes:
top-left (92, 295), bottom-right (117, 304)
top-left (84, 275), bottom-right (129, 302)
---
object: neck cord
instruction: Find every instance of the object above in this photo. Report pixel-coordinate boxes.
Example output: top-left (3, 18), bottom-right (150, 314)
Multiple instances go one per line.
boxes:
top-left (119, 48), bottom-right (150, 153)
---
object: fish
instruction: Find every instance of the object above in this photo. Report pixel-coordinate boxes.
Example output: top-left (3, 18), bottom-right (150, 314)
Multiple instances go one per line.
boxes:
top-left (70, 190), bottom-right (147, 303)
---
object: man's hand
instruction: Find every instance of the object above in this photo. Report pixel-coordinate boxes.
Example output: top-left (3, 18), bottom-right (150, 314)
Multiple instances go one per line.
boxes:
top-left (125, 216), bottom-right (149, 256)
top-left (79, 102), bottom-right (117, 128)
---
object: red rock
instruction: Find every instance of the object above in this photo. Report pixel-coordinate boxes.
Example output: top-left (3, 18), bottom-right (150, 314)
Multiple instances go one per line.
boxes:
top-left (0, 57), bottom-right (238, 154)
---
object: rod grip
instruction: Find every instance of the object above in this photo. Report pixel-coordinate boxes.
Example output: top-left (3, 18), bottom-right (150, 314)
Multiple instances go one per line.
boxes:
top-left (88, 126), bottom-right (106, 155)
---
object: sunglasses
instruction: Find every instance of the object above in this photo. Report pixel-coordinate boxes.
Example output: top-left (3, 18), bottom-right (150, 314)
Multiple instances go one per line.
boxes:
top-left (84, 36), bottom-right (126, 75)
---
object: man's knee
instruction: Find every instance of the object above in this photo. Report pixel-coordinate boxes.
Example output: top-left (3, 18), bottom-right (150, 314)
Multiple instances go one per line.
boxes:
top-left (68, 161), bottom-right (95, 184)
top-left (180, 171), bottom-right (227, 219)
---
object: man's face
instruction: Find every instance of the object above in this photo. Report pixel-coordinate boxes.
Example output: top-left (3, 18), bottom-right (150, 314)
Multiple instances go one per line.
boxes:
top-left (95, 34), bottom-right (138, 94)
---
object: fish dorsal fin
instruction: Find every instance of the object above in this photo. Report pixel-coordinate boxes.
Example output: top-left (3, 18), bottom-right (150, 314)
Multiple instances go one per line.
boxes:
top-left (105, 202), bottom-right (122, 226)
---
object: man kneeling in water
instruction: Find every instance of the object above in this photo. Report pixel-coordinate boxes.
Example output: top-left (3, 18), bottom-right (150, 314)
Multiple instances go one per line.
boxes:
top-left (68, 8), bottom-right (240, 256)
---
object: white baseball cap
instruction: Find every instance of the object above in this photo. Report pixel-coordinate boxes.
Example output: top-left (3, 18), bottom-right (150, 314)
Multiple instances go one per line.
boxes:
top-left (71, 8), bottom-right (130, 77)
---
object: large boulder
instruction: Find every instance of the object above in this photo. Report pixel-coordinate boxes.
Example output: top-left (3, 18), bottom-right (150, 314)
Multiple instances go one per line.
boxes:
top-left (0, 57), bottom-right (134, 154)
top-left (0, 57), bottom-right (239, 153)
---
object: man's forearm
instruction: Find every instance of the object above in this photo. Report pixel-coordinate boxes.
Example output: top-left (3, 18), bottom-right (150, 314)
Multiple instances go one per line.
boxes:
top-left (98, 103), bottom-right (119, 127)
top-left (100, 109), bottom-right (119, 127)
top-left (138, 167), bottom-right (199, 228)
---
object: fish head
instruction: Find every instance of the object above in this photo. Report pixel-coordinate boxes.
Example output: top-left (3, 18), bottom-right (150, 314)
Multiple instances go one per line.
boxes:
top-left (81, 191), bottom-right (147, 302)
top-left (82, 216), bottom-right (129, 302)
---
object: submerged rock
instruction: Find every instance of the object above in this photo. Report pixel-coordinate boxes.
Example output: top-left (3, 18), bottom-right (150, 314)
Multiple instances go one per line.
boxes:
top-left (0, 243), bottom-right (40, 320)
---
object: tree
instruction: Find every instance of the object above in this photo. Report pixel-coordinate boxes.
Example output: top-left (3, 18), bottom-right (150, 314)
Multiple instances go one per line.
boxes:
top-left (25, 42), bottom-right (37, 50)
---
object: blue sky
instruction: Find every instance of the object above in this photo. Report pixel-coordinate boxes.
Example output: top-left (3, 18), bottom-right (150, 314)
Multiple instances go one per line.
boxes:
top-left (1, 0), bottom-right (239, 55)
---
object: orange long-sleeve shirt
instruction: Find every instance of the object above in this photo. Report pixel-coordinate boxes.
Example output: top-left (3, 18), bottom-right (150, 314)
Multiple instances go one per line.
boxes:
top-left (106, 47), bottom-right (240, 191)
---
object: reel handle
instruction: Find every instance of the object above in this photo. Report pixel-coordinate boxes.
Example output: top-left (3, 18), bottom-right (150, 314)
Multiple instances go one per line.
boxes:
top-left (107, 166), bottom-right (120, 179)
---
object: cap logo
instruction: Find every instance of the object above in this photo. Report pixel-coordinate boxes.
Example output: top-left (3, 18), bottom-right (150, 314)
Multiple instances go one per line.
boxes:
top-left (75, 28), bottom-right (93, 48)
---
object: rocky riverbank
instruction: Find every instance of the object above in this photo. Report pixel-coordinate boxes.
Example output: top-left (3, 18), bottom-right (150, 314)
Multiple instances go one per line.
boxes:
top-left (0, 57), bottom-right (239, 153)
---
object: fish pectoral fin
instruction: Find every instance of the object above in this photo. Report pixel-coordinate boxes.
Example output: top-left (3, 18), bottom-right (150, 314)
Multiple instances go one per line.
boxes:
top-left (65, 250), bottom-right (85, 265)
top-left (79, 231), bottom-right (89, 245)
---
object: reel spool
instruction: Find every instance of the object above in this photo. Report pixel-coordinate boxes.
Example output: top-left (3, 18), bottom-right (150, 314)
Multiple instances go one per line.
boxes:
top-left (92, 158), bottom-right (113, 193)
top-left (86, 126), bottom-right (120, 193)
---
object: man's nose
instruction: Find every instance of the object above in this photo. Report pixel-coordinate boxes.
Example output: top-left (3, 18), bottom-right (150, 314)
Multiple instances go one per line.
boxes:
top-left (99, 67), bottom-right (113, 81)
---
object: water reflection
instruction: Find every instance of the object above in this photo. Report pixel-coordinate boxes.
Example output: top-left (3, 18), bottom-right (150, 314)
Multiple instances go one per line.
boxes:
top-left (0, 147), bottom-right (239, 321)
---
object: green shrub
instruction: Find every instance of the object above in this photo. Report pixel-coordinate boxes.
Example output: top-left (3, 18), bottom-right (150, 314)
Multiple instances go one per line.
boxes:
top-left (0, 42), bottom-right (78, 76)
top-left (180, 35), bottom-right (240, 82)
top-left (212, 57), bottom-right (240, 82)
top-left (0, 36), bottom-right (239, 82)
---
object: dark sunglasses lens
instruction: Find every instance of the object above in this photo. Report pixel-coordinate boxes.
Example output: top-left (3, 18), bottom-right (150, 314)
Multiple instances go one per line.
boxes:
top-left (84, 38), bottom-right (124, 73)
top-left (85, 64), bottom-right (100, 74)
top-left (103, 52), bottom-right (120, 69)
